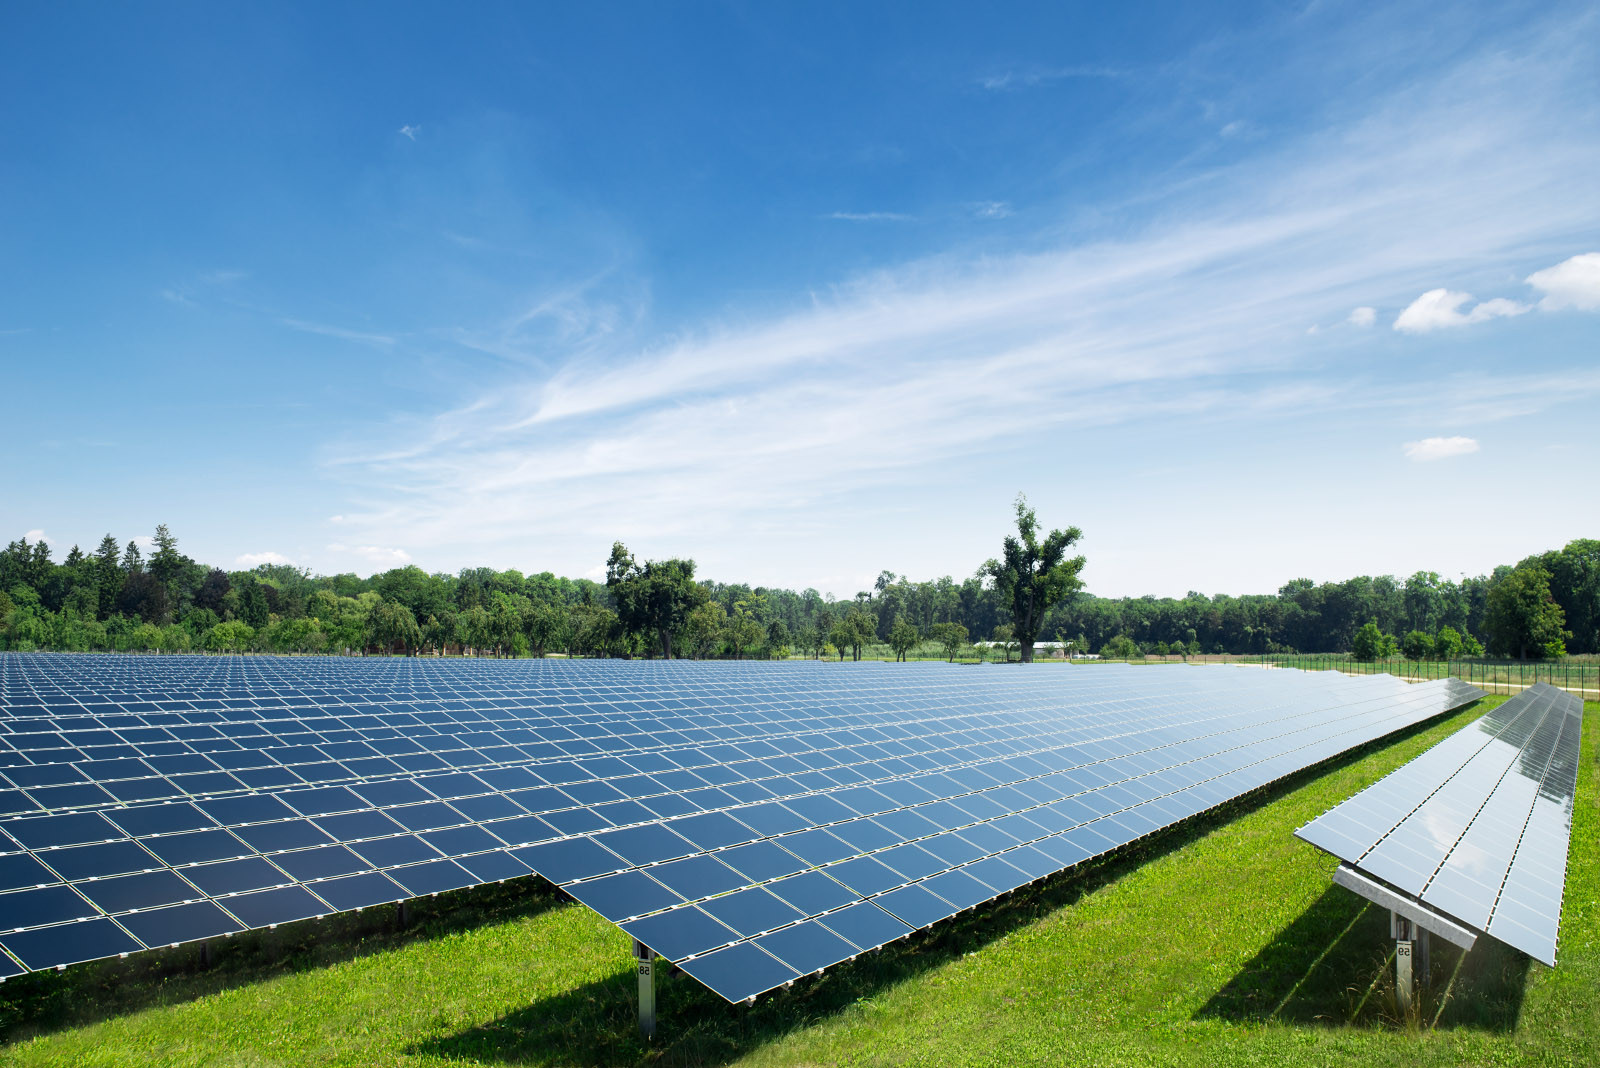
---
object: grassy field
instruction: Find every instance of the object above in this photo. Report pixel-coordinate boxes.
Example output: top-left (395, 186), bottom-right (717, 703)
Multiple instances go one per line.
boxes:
top-left (1, 695), bottom-right (1594, 1067)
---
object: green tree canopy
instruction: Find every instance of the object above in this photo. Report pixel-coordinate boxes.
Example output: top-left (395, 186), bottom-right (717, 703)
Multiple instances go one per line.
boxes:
top-left (722, 601), bottom-right (765, 659)
top-left (929, 621), bottom-right (969, 662)
top-left (1098, 633), bottom-right (1138, 660)
top-left (1351, 621), bottom-right (1384, 661)
top-left (684, 601), bottom-right (727, 659)
top-left (606, 542), bottom-right (708, 659)
top-left (766, 620), bottom-right (790, 658)
top-left (843, 608), bottom-right (876, 661)
top-left (1483, 566), bottom-right (1569, 659)
top-left (1400, 629), bottom-right (1433, 660)
top-left (888, 617), bottom-right (919, 661)
top-left (827, 620), bottom-right (854, 661)
top-left (367, 599), bottom-right (422, 655)
top-left (982, 495), bottom-right (1085, 663)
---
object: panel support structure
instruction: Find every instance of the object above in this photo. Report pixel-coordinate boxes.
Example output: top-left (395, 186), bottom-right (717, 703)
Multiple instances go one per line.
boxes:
top-left (1390, 911), bottom-right (1430, 1013)
top-left (633, 939), bottom-right (658, 1039)
top-left (1332, 865), bottom-right (1476, 950)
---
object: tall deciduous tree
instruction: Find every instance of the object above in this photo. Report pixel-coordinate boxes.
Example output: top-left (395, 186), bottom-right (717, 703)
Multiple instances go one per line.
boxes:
top-left (606, 542), bottom-right (708, 659)
top-left (1351, 621), bottom-right (1384, 661)
top-left (888, 617), bottom-right (919, 661)
top-left (1400, 629), bottom-right (1433, 660)
top-left (983, 495), bottom-right (1085, 663)
top-left (367, 599), bottom-right (422, 655)
top-left (684, 601), bottom-right (727, 659)
top-left (723, 601), bottom-right (765, 659)
top-left (1523, 539), bottom-right (1600, 654)
top-left (195, 569), bottom-right (231, 614)
top-left (842, 608), bottom-right (876, 661)
top-left (929, 621), bottom-right (969, 662)
top-left (1483, 567), bottom-right (1570, 660)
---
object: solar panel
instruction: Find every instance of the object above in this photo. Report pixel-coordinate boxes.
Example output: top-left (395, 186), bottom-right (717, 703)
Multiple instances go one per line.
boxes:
top-left (1296, 682), bottom-right (1583, 966)
top-left (0, 654), bottom-right (1481, 1003)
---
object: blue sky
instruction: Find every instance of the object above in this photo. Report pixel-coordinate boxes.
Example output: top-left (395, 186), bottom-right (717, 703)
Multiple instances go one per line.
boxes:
top-left (4, 1), bottom-right (1599, 599)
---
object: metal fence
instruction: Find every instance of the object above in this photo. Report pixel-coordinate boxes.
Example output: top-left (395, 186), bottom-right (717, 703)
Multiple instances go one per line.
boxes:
top-left (1255, 654), bottom-right (1599, 698)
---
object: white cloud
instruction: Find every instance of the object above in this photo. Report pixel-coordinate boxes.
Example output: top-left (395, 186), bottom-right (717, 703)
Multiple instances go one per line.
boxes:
top-left (1526, 251), bottom-right (1600, 311)
top-left (23, 528), bottom-right (48, 542)
top-left (235, 551), bottom-right (295, 568)
top-left (974, 201), bottom-right (1013, 220)
top-left (328, 544), bottom-right (412, 567)
top-left (399, 124), bottom-right (420, 141)
top-left (1393, 289), bottom-right (1529, 333)
top-left (1403, 436), bottom-right (1480, 462)
top-left (1347, 306), bottom-right (1376, 327)
top-left (824, 211), bottom-right (913, 222)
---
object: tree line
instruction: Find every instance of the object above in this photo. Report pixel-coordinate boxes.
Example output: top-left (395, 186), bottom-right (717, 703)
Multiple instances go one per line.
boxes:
top-left (1, 508), bottom-right (1593, 661)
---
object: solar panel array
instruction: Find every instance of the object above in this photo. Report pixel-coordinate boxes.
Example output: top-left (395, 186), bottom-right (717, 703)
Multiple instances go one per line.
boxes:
top-left (0, 655), bottom-right (1481, 1002)
top-left (1297, 682), bottom-right (1583, 966)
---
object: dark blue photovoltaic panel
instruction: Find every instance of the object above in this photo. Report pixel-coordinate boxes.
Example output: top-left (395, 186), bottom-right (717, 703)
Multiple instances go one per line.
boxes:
top-left (0, 653), bottom-right (1481, 1001)
top-left (1297, 683), bottom-right (1582, 966)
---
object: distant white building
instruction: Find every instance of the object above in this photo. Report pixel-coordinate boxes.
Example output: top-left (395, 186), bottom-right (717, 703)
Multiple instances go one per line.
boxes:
top-left (971, 640), bottom-right (1091, 658)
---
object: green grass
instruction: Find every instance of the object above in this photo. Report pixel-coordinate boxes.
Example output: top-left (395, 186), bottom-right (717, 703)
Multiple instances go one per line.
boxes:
top-left (2, 696), bottom-right (1595, 1067)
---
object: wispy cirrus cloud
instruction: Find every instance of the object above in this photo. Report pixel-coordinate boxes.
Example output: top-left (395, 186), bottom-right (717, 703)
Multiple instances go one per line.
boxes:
top-left (161, 269), bottom-right (247, 307)
top-left (824, 211), bottom-right (914, 222)
top-left (323, 14), bottom-right (1600, 576)
top-left (280, 318), bottom-right (396, 347)
top-left (978, 65), bottom-right (1125, 91)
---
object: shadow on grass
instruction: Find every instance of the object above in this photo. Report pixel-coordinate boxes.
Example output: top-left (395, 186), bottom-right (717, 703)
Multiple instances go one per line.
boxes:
top-left (1195, 885), bottom-right (1531, 1031)
top-left (412, 704), bottom-right (1492, 1067)
top-left (0, 876), bottom-right (564, 1043)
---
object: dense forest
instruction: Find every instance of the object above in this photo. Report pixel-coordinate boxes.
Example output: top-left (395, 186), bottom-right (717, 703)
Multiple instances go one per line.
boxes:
top-left (0, 525), bottom-right (1593, 661)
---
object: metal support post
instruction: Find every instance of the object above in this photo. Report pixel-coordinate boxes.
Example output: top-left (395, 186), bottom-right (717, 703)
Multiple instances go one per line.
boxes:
top-left (633, 938), bottom-right (657, 1039)
top-left (397, 901), bottom-right (410, 929)
top-left (1391, 911), bottom-right (1414, 1013)
top-left (1416, 927), bottom-right (1430, 988)
top-left (198, 940), bottom-right (211, 968)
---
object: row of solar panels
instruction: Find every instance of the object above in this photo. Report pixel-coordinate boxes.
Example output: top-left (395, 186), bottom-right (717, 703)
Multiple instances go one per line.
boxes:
top-left (1297, 682), bottom-right (1583, 965)
top-left (0, 654), bottom-right (1486, 1002)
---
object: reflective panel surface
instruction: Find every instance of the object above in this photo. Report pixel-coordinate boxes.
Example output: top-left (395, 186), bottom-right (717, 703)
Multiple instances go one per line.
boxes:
top-left (1297, 683), bottom-right (1582, 965)
top-left (0, 654), bottom-right (1482, 999)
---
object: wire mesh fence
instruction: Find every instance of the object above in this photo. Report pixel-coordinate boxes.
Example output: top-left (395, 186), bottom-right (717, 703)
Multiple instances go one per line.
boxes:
top-left (1255, 654), bottom-right (1598, 698)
